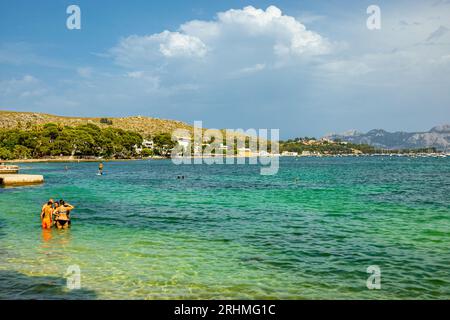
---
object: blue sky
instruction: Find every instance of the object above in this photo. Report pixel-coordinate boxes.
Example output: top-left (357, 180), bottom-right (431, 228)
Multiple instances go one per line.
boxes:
top-left (1, 0), bottom-right (449, 138)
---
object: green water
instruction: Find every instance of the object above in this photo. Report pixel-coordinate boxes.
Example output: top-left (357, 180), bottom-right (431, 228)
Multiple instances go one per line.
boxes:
top-left (0, 157), bottom-right (449, 299)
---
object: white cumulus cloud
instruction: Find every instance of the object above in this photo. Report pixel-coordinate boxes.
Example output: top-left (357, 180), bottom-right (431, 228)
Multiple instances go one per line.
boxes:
top-left (111, 31), bottom-right (208, 67)
top-left (157, 31), bottom-right (208, 58)
top-left (110, 5), bottom-right (329, 69)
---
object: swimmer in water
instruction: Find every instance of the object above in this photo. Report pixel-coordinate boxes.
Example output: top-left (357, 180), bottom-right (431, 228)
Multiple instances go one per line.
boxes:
top-left (98, 162), bottom-right (104, 175)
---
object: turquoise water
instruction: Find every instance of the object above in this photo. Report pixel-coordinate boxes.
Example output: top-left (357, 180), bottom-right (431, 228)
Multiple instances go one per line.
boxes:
top-left (0, 157), bottom-right (449, 299)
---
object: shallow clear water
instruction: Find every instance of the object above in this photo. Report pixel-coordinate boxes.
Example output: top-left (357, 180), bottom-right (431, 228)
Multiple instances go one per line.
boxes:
top-left (0, 157), bottom-right (449, 299)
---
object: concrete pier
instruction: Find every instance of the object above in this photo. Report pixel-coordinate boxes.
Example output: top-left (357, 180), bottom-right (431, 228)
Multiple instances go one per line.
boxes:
top-left (0, 174), bottom-right (44, 186)
top-left (0, 165), bottom-right (19, 174)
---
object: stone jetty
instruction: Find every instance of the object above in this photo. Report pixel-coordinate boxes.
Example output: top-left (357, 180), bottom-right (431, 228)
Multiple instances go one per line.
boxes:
top-left (0, 164), bottom-right (19, 174)
top-left (0, 164), bottom-right (44, 186)
top-left (0, 174), bottom-right (44, 186)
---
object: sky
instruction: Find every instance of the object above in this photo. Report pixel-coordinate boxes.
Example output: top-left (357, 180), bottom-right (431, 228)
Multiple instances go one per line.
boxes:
top-left (0, 0), bottom-right (449, 138)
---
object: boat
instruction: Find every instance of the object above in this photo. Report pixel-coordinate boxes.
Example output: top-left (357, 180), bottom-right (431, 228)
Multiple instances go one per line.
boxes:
top-left (0, 165), bottom-right (19, 174)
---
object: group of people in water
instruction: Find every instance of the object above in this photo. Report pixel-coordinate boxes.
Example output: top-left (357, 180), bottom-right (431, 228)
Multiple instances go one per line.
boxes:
top-left (41, 199), bottom-right (75, 229)
top-left (39, 163), bottom-right (103, 229)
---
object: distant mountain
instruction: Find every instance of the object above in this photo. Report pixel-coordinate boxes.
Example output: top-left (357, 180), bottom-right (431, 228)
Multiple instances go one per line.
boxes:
top-left (323, 125), bottom-right (450, 151)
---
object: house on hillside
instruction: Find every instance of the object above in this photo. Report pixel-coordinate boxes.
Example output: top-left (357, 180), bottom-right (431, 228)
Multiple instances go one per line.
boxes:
top-left (135, 139), bottom-right (154, 154)
top-left (143, 139), bottom-right (154, 149)
top-left (281, 151), bottom-right (298, 156)
top-left (177, 136), bottom-right (192, 152)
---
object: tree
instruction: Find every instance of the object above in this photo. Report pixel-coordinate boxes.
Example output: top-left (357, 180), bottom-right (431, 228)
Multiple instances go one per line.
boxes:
top-left (0, 147), bottom-right (13, 160)
top-left (13, 145), bottom-right (31, 159)
top-left (141, 148), bottom-right (153, 157)
top-left (100, 118), bottom-right (113, 125)
top-left (0, 124), bottom-right (144, 160)
top-left (153, 133), bottom-right (176, 156)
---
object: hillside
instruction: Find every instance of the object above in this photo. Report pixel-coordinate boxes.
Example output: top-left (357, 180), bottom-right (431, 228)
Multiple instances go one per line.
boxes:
top-left (0, 110), bottom-right (194, 138)
top-left (323, 125), bottom-right (450, 151)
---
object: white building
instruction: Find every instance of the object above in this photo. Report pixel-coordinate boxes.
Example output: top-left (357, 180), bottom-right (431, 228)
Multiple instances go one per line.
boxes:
top-left (193, 144), bottom-right (202, 154)
top-left (177, 136), bottom-right (192, 152)
top-left (142, 139), bottom-right (154, 149)
top-left (218, 143), bottom-right (229, 151)
top-left (282, 151), bottom-right (298, 156)
top-left (135, 139), bottom-right (154, 154)
top-left (320, 138), bottom-right (334, 143)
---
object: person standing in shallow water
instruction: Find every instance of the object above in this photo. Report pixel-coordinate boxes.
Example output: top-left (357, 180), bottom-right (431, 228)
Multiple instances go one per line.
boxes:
top-left (55, 200), bottom-right (74, 230)
top-left (98, 162), bottom-right (104, 175)
top-left (52, 202), bottom-right (59, 226)
top-left (41, 200), bottom-right (53, 229)
top-left (42, 198), bottom-right (53, 212)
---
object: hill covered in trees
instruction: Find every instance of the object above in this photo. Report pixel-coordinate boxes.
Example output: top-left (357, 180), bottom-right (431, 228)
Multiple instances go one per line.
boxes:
top-left (0, 123), bottom-right (145, 160)
top-left (0, 111), bottom-right (262, 160)
top-left (0, 110), bottom-right (193, 138)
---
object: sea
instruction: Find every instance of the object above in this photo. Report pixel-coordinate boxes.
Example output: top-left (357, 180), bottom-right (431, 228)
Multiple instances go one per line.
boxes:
top-left (0, 157), bottom-right (449, 299)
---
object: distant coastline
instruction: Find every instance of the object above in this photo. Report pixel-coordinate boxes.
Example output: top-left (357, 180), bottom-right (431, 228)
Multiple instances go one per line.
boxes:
top-left (3, 152), bottom-right (448, 164)
top-left (2, 157), bottom-right (163, 164)
top-left (1, 110), bottom-right (448, 162)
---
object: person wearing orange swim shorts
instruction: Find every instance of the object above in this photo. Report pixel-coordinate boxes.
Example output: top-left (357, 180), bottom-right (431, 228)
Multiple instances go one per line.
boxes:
top-left (41, 200), bottom-right (53, 229)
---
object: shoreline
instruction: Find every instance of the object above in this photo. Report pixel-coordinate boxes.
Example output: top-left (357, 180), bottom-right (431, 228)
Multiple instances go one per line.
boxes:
top-left (2, 153), bottom-right (448, 164)
top-left (2, 157), bottom-right (165, 164)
